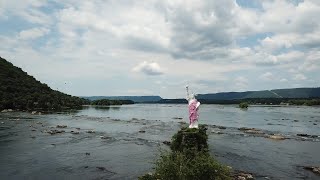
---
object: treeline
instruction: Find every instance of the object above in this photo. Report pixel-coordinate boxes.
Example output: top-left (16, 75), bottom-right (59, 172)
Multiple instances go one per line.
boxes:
top-left (287, 99), bottom-right (320, 106)
top-left (156, 98), bottom-right (320, 106)
top-left (0, 57), bottom-right (90, 111)
top-left (91, 99), bottom-right (134, 106)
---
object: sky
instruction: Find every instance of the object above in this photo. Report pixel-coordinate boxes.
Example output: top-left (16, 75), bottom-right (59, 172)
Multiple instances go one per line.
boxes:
top-left (0, 0), bottom-right (319, 98)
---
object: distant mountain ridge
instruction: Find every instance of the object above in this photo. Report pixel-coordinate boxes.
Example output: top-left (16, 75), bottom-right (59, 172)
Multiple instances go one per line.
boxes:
top-left (196, 87), bottom-right (320, 100)
top-left (82, 96), bottom-right (162, 103)
top-left (83, 88), bottom-right (320, 104)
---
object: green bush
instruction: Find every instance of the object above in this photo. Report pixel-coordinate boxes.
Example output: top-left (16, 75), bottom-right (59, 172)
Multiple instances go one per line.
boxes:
top-left (239, 102), bottom-right (249, 109)
top-left (150, 151), bottom-right (231, 180)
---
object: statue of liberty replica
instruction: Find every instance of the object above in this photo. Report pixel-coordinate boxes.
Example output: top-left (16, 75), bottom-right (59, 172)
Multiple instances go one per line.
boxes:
top-left (186, 85), bottom-right (201, 128)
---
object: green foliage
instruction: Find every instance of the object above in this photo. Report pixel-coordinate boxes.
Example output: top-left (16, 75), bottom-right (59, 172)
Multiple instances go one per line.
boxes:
top-left (91, 99), bottom-right (134, 106)
top-left (0, 57), bottom-right (90, 111)
top-left (239, 102), bottom-right (249, 109)
top-left (170, 126), bottom-right (208, 156)
top-left (146, 151), bottom-right (231, 180)
top-left (197, 87), bottom-right (320, 100)
top-left (139, 126), bottom-right (231, 180)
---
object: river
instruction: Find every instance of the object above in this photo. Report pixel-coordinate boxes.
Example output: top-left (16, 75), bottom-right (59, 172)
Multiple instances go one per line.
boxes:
top-left (0, 104), bottom-right (319, 179)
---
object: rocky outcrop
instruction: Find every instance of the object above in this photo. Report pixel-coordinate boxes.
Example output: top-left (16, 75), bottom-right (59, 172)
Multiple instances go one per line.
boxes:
top-left (233, 171), bottom-right (254, 180)
top-left (304, 166), bottom-right (320, 175)
top-left (268, 135), bottom-right (286, 140)
top-left (56, 125), bottom-right (67, 128)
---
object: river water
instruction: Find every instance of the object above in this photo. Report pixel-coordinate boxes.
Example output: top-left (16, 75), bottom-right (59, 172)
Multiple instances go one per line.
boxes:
top-left (0, 104), bottom-right (319, 180)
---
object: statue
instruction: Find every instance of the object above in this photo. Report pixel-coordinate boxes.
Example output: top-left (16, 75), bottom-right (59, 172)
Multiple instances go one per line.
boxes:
top-left (186, 85), bottom-right (200, 128)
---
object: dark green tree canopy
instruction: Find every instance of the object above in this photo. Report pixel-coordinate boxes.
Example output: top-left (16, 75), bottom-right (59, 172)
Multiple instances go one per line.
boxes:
top-left (0, 57), bottom-right (90, 111)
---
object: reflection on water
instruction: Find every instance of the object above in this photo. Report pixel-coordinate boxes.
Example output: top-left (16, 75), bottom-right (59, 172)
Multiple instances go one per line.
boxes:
top-left (0, 104), bottom-right (319, 180)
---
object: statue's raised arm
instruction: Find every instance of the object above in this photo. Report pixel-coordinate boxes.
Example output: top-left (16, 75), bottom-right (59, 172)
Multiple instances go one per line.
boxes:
top-left (186, 85), bottom-right (190, 101)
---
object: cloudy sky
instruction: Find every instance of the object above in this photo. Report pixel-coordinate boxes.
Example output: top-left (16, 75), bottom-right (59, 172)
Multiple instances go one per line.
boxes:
top-left (0, 0), bottom-right (319, 98)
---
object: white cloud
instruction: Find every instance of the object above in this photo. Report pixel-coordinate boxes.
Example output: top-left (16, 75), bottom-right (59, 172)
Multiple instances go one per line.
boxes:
top-left (260, 72), bottom-right (275, 81)
top-left (293, 74), bottom-right (307, 81)
top-left (18, 27), bottom-right (50, 40)
top-left (132, 61), bottom-right (164, 76)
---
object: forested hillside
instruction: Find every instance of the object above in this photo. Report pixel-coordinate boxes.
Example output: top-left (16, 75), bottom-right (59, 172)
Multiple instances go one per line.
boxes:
top-left (197, 88), bottom-right (320, 100)
top-left (0, 57), bottom-right (90, 111)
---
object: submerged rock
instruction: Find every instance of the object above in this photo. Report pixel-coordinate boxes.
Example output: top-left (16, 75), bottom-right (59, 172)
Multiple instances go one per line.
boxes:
top-left (70, 131), bottom-right (80, 134)
top-left (56, 125), bottom-right (67, 128)
top-left (244, 129), bottom-right (264, 134)
top-left (86, 130), bottom-right (95, 133)
top-left (217, 126), bottom-right (227, 129)
top-left (172, 117), bottom-right (183, 120)
top-left (268, 135), bottom-right (286, 140)
top-left (139, 130), bottom-right (146, 133)
top-left (296, 134), bottom-right (319, 139)
top-left (162, 141), bottom-right (171, 146)
top-left (238, 127), bottom-right (254, 131)
top-left (211, 130), bottom-right (224, 134)
top-left (1, 109), bottom-right (9, 113)
top-left (178, 121), bottom-right (187, 125)
top-left (47, 129), bottom-right (65, 135)
top-left (100, 136), bottom-right (110, 139)
top-left (303, 166), bottom-right (320, 175)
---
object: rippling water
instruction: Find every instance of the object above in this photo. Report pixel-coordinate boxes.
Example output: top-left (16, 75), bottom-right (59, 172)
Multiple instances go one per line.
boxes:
top-left (0, 104), bottom-right (319, 179)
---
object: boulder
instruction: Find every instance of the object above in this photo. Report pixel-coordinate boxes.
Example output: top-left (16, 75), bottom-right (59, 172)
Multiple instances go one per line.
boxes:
top-left (31, 111), bottom-right (37, 115)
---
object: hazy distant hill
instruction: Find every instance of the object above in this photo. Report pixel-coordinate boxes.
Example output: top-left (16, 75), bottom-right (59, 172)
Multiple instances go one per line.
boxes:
top-left (0, 57), bottom-right (90, 111)
top-left (83, 96), bottom-right (162, 103)
top-left (197, 87), bottom-right (320, 100)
